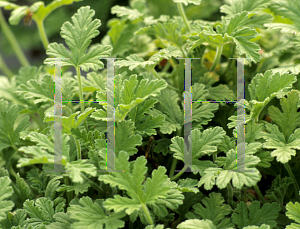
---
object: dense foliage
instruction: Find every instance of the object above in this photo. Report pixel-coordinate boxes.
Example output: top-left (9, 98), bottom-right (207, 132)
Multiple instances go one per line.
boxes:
top-left (1, 0), bottom-right (300, 228)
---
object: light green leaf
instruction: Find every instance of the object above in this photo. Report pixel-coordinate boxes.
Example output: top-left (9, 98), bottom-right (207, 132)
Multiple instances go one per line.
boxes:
top-left (178, 219), bottom-right (217, 229)
top-left (0, 1), bottom-right (19, 10)
top-left (46, 212), bottom-right (73, 229)
top-left (68, 197), bottom-right (125, 229)
top-left (16, 74), bottom-right (54, 104)
top-left (111, 5), bottom-right (142, 20)
top-left (261, 123), bottom-right (300, 164)
top-left (220, 0), bottom-right (271, 16)
top-left (177, 178), bottom-right (199, 193)
top-left (99, 151), bottom-right (184, 220)
top-left (286, 201), bottom-right (300, 229)
top-left (64, 160), bottom-right (97, 183)
top-left (45, 6), bottom-right (111, 71)
top-left (231, 201), bottom-right (280, 228)
top-left (0, 176), bottom-right (14, 221)
top-left (172, 0), bottom-right (201, 6)
top-left (8, 6), bottom-right (28, 25)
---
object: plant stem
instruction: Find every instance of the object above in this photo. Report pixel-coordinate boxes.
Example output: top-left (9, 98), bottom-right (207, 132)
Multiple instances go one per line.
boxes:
top-left (142, 203), bottom-right (154, 225)
top-left (169, 158), bottom-right (177, 178)
top-left (149, 68), bottom-right (179, 91)
top-left (253, 184), bottom-right (266, 204)
top-left (171, 164), bottom-right (189, 181)
top-left (210, 45), bottom-right (223, 72)
top-left (0, 52), bottom-right (13, 78)
top-left (227, 182), bottom-right (234, 208)
top-left (36, 19), bottom-right (49, 50)
top-left (75, 139), bottom-right (81, 160)
top-left (284, 162), bottom-right (300, 201)
top-left (0, 9), bottom-right (29, 67)
top-left (177, 3), bottom-right (190, 32)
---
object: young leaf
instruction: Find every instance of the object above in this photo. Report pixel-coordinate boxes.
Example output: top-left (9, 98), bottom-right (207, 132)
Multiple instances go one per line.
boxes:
top-left (0, 176), bottom-right (14, 221)
top-left (45, 6), bottom-right (112, 71)
top-left (68, 197), bottom-right (126, 229)
top-left (231, 201), bottom-right (280, 228)
top-left (111, 5), bottom-right (142, 21)
top-left (99, 151), bottom-right (184, 223)
top-left (286, 200), bottom-right (300, 229)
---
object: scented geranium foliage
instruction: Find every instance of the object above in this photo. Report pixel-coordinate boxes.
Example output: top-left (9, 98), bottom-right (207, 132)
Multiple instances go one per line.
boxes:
top-left (0, 0), bottom-right (300, 228)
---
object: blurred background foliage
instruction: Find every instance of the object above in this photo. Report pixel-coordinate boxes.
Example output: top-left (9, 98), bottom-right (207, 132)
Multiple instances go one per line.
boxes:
top-left (0, 0), bottom-right (223, 73)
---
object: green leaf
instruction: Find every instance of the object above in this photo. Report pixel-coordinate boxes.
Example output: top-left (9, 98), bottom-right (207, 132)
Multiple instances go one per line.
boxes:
top-left (45, 107), bottom-right (96, 134)
top-left (68, 197), bottom-right (126, 229)
top-left (64, 160), bottom-right (97, 183)
top-left (199, 145), bottom-right (261, 190)
top-left (261, 123), bottom-right (300, 164)
top-left (23, 197), bottom-right (65, 227)
top-left (268, 90), bottom-right (300, 140)
top-left (189, 192), bottom-right (234, 229)
top-left (286, 201), bottom-right (300, 229)
top-left (248, 70), bottom-right (296, 121)
top-left (177, 178), bottom-right (200, 193)
top-left (102, 18), bottom-right (139, 57)
top-left (177, 219), bottom-right (217, 229)
top-left (0, 1), bottom-right (19, 10)
top-left (136, 22), bottom-right (186, 48)
top-left (16, 74), bottom-right (54, 104)
top-left (265, 0), bottom-right (300, 34)
top-left (231, 201), bottom-right (280, 228)
top-left (172, 0), bottom-right (201, 6)
top-left (46, 212), bottom-right (73, 229)
top-left (0, 99), bottom-right (29, 151)
top-left (111, 5), bottom-right (142, 20)
top-left (8, 6), bottom-right (28, 25)
top-left (92, 74), bottom-right (167, 122)
top-left (32, 0), bottom-right (83, 22)
top-left (187, 12), bottom-right (261, 63)
top-left (45, 6), bottom-right (112, 71)
top-left (220, 0), bottom-right (271, 16)
top-left (13, 173), bottom-right (33, 203)
top-left (0, 176), bottom-right (14, 221)
top-left (99, 151), bottom-right (184, 221)
top-left (265, 175), bottom-right (293, 212)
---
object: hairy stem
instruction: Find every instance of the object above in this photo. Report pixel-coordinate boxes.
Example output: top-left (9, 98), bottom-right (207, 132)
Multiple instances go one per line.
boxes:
top-left (284, 162), bottom-right (300, 201)
top-left (0, 9), bottom-right (29, 67)
top-left (142, 203), bottom-right (154, 225)
top-left (176, 3), bottom-right (190, 32)
top-left (210, 45), bottom-right (223, 72)
top-left (0, 52), bottom-right (13, 78)
top-left (171, 164), bottom-right (189, 181)
top-left (36, 19), bottom-right (49, 50)
top-left (253, 184), bottom-right (266, 204)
